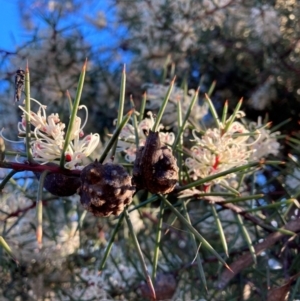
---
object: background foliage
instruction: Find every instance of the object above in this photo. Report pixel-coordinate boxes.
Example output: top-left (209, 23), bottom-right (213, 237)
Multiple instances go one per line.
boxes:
top-left (0, 0), bottom-right (300, 300)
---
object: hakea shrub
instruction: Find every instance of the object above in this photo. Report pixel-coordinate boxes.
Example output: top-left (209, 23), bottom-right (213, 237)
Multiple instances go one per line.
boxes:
top-left (7, 79), bottom-right (179, 213)
top-left (1, 70), bottom-right (281, 215)
top-left (0, 66), bottom-right (289, 300)
top-left (116, 97), bottom-right (281, 195)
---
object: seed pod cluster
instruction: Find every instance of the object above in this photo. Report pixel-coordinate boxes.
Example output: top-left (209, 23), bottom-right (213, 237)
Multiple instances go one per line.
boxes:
top-left (78, 161), bottom-right (135, 217)
top-left (133, 131), bottom-right (178, 194)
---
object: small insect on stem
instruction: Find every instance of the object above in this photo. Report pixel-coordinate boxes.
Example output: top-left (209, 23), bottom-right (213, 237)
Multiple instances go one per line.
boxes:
top-left (14, 69), bottom-right (25, 102)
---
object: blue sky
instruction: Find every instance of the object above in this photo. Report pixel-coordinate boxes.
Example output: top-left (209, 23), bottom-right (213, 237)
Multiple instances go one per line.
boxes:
top-left (0, 1), bottom-right (128, 91)
top-left (0, 1), bottom-right (129, 60)
top-left (0, 1), bottom-right (25, 52)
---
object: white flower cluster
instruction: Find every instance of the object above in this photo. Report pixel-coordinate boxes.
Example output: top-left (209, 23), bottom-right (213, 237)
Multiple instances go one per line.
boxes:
top-left (185, 114), bottom-right (253, 186)
top-left (145, 83), bottom-right (208, 126)
top-left (17, 98), bottom-right (100, 170)
top-left (248, 76), bottom-right (277, 110)
top-left (249, 4), bottom-right (281, 45)
top-left (115, 0), bottom-right (285, 69)
top-left (185, 112), bottom-right (281, 187)
top-left (249, 117), bottom-right (281, 160)
top-left (115, 0), bottom-right (231, 68)
top-left (117, 111), bottom-right (175, 162)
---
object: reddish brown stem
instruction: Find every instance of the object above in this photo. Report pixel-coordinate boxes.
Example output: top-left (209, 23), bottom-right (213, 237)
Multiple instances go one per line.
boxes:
top-left (0, 161), bottom-right (81, 176)
top-left (217, 219), bottom-right (300, 289)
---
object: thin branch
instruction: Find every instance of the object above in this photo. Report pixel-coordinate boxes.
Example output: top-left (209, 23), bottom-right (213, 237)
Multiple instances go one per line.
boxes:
top-left (217, 219), bottom-right (300, 289)
top-left (0, 161), bottom-right (81, 176)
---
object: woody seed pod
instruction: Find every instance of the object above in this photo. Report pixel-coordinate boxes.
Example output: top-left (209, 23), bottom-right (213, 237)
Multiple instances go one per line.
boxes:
top-left (78, 161), bottom-right (135, 217)
top-left (35, 163), bottom-right (81, 197)
top-left (133, 131), bottom-right (178, 194)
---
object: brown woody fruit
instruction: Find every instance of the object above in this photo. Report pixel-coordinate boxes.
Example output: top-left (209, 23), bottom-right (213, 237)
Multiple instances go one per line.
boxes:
top-left (35, 163), bottom-right (81, 197)
top-left (133, 131), bottom-right (178, 194)
top-left (78, 161), bottom-right (135, 217)
top-left (43, 173), bottom-right (81, 197)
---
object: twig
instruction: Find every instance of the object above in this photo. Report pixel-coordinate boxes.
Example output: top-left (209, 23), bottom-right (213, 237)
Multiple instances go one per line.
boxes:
top-left (217, 219), bottom-right (300, 289)
top-left (1, 196), bottom-right (57, 221)
top-left (191, 195), bottom-right (282, 234)
top-left (0, 161), bottom-right (81, 176)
